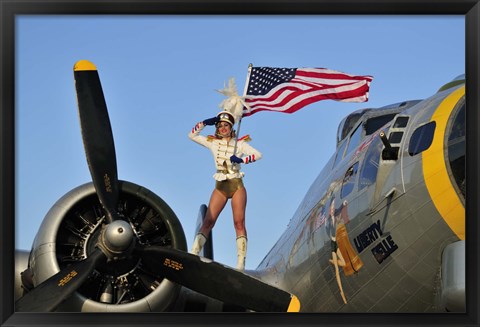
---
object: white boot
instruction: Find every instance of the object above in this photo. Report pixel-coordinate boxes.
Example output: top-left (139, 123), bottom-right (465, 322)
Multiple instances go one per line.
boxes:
top-left (190, 233), bottom-right (207, 255)
top-left (236, 236), bottom-right (247, 271)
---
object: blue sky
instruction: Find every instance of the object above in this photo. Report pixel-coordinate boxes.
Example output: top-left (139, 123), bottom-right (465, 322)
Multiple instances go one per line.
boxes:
top-left (16, 15), bottom-right (465, 269)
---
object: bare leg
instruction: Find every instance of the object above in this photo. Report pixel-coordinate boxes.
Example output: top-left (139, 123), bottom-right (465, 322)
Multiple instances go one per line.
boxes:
top-left (199, 189), bottom-right (228, 236)
top-left (328, 239), bottom-right (346, 267)
top-left (336, 248), bottom-right (346, 267)
top-left (332, 252), bottom-right (347, 304)
top-left (231, 187), bottom-right (247, 238)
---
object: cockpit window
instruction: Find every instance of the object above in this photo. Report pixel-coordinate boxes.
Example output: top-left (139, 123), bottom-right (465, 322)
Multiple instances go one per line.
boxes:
top-left (341, 162), bottom-right (359, 198)
top-left (359, 136), bottom-right (382, 191)
top-left (364, 114), bottom-right (398, 135)
top-left (408, 122), bottom-right (436, 156)
top-left (334, 139), bottom-right (348, 166)
top-left (337, 112), bottom-right (363, 145)
top-left (345, 124), bottom-right (363, 157)
top-left (393, 116), bottom-right (409, 128)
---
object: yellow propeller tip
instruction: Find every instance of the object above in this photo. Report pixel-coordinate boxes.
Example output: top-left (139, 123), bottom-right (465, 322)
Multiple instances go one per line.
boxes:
top-left (287, 294), bottom-right (301, 312)
top-left (74, 60), bottom-right (97, 71)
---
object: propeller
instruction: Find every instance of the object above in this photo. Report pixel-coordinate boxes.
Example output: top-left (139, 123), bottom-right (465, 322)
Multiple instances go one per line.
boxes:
top-left (16, 60), bottom-right (124, 312)
top-left (136, 246), bottom-right (300, 312)
top-left (15, 249), bottom-right (107, 312)
top-left (15, 60), bottom-right (300, 313)
top-left (73, 60), bottom-right (120, 223)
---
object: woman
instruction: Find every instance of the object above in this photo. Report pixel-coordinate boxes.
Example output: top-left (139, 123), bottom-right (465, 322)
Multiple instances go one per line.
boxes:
top-left (326, 197), bottom-right (347, 304)
top-left (188, 111), bottom-right (262, 270)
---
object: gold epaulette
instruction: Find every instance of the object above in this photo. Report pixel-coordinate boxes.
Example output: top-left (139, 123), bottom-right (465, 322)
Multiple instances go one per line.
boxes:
top-left (207, 135), bottom-right (218, 142)
top-left (238, 135), bottom-right (252, 142)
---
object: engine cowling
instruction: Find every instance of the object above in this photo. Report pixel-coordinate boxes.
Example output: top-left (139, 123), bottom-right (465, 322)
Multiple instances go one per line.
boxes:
top-left (27, 180), bottom-right (187, 312)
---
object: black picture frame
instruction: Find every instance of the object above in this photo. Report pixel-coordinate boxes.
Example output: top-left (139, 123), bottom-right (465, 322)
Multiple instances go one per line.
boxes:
top-left (1, 1), bottom-right (479, 326)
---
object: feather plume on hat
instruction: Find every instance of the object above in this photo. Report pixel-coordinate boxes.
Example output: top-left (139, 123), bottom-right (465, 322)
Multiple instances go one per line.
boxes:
top-left (216, 77), bottom-right (250, 123)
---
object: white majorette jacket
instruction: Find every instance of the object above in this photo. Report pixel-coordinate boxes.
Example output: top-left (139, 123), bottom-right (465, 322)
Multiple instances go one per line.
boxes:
top-left (189, 122), bottom-right (262, 181)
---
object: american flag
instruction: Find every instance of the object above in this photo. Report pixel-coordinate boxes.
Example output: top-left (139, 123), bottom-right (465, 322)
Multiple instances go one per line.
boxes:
top-left (243, 67), bottom-right (373, 117)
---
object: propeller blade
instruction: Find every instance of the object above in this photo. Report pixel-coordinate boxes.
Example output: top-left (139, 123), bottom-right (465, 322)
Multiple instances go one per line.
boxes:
top-left (136, 246), bottom-right (300, 312)
top-left (73, 60), bottom-right (119, 222)
top-left (15, 249), bottom-right (107, 312)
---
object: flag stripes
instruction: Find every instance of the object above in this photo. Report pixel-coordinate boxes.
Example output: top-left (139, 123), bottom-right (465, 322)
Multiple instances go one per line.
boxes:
top-left (243, 67), bottom-right (373, 117)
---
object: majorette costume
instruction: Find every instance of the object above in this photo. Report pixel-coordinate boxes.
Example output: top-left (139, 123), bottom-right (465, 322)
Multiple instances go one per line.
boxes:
top-left (188, 119), bottom-right (262, 184)
top-left (188, 79), bottom-right (262, 270)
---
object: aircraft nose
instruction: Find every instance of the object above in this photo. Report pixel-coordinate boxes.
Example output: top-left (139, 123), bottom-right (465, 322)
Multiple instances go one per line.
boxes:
top-left (422, 86), bottom-right (465, 241)
top-left (444, 100), bottom-right (465, 199)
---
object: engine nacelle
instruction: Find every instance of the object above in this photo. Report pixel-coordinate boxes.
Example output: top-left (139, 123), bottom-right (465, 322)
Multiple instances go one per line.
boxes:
top-left (26, 180), bottom-right (187, 312)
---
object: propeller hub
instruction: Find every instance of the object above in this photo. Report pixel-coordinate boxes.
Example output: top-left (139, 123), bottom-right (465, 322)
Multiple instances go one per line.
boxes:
top-left (104, 220), bottom-right (134, 251)
top-left (97, 220), bottom-right (135, 261)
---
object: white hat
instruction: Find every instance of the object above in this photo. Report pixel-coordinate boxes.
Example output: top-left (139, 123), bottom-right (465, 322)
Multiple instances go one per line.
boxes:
top-left (216, 111), bottom-right (235, 126)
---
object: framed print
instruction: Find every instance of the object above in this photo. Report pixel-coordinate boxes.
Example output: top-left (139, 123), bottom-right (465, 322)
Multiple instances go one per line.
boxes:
top-left (1, 0), bottom-right (479, 326)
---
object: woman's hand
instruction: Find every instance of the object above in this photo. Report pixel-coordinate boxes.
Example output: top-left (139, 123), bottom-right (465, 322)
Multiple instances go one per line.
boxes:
top-left (230, 155), bottom-right (243, 164)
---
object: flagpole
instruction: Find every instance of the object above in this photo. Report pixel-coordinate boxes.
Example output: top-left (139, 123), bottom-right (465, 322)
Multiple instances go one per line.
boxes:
top-left (233, 63), bottom-right (253, 157)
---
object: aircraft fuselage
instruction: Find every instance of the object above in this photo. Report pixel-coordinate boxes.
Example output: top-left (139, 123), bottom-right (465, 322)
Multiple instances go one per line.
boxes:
top-left (253, 82), bottom-right (465, 312)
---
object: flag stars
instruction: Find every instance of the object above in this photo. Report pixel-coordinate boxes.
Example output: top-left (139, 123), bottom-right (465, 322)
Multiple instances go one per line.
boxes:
top-left (247, 67), bottom-right (296, 95)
